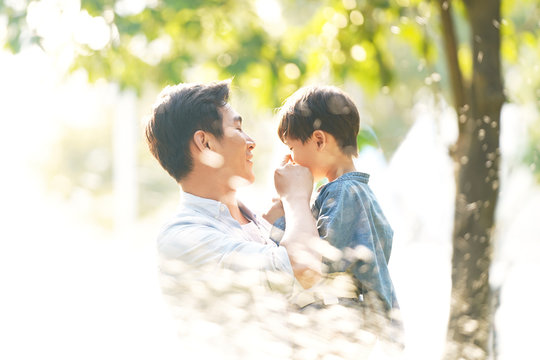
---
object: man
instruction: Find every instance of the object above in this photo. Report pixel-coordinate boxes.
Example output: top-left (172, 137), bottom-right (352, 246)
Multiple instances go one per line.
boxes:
top-left (145, 80), bottom-right (322, 292)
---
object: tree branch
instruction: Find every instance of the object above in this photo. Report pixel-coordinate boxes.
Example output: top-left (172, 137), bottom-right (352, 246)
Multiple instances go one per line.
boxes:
top-left (438, 0), bottom-right (467, 130)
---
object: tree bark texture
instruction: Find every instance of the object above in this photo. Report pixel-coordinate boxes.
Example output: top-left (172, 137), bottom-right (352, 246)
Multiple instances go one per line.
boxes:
top-left (440, 1), bottom-right (505, 359)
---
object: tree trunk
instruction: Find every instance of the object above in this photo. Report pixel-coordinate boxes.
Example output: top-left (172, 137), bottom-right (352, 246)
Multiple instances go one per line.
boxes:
top-left (441, 0), bottom-right (505, 359)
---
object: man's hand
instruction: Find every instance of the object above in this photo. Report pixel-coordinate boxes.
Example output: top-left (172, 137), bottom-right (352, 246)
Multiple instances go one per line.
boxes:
top-left (274, 155), bottom-right (314, 202)
top-left (272, 155), bottom-right (321, 289)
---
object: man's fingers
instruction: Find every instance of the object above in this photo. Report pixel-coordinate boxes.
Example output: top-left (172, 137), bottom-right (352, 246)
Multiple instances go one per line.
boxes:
top-left (280, 154), bottom-right (292, 166)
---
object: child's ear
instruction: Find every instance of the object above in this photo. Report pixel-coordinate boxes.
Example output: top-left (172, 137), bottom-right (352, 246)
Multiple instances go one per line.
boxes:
top-left (193, 130), bottom-right (212, 152)
top-left (312, 130), bottom-right (327, 150)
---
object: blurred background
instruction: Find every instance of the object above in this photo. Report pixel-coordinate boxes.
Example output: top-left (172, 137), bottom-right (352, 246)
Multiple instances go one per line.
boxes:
top-left (0, 0), bottom-right (539, 359)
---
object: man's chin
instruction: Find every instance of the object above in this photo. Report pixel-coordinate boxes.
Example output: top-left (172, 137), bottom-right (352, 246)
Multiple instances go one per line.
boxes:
top-left (228, 175), bottom-right (254, 189)
top-left (245, 171), bottom-right (255, 184)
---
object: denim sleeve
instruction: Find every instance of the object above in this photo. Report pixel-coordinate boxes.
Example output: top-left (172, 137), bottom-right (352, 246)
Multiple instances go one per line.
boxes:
top-left (269, 216), bottom-right (286, 244)
top-left (316, 186), bottom-right (363, 273)
top-left (316, 185), bottom-right (395, 309)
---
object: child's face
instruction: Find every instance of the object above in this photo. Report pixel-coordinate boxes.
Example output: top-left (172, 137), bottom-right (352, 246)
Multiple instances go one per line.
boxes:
top-left (284, 137), bottom-right (324, 178)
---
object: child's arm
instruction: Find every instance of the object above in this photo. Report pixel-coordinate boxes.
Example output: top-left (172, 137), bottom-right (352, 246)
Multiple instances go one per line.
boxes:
top-left (261, 198), bottom-right (284, 224)
top-left (316, 185), bottom-right (395, 309)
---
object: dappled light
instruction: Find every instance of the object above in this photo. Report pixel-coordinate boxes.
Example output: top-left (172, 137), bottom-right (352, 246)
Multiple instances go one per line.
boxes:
top-left (26, 1), bottom-right (111, 51)
top-left (199, 149), bottom-right (225, 168)
top-left (228, 175), bottom-right (251, 189)
top-left (159, 259), bottom-right (402, 359)
top-left (1, 0), bottom-right (540, 359)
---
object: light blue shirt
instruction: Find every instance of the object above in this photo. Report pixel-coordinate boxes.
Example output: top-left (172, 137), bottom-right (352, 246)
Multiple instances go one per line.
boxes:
top-left (157, 192), bottom-right (294, 293)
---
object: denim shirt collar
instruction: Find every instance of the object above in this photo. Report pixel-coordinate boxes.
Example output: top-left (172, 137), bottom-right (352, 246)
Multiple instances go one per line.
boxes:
top-left (319, 171), bottom-right (370, 192)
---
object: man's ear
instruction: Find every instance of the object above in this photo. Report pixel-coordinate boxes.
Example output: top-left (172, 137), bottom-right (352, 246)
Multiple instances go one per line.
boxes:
top-left (193, 130), bottom-right (211, 152)
top-left (312, 130), bottom-right (327, 150)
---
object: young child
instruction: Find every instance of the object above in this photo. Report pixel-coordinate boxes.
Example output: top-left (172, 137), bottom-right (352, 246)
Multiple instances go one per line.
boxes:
top-left (273, 85), bottom-right (403, 349)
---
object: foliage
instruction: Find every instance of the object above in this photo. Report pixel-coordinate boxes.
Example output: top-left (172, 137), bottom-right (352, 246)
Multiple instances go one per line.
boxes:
top-left (2, 0), bottom-right (538, 102)
top-left (2, 0), bottom-right (539, 211)
top-left (3, 2), bottom-right (539, 357)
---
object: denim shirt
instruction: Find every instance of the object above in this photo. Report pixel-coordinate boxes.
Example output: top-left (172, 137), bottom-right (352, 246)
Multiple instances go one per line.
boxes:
top-left (273, 172), bottom-right (398, 310)
top-left (314, 172), bottom-right (398, 310)
top-left (157, 192), bottom-right (294, 292)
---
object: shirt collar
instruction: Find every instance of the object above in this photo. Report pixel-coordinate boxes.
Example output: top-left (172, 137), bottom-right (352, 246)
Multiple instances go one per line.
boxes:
top-left (180, 191), bottom-right (257, 224)
top-left (334, 171), bottom-right (370, 183)
top-left (317, 171), bottom-right (370, 192)
top-left (180, 191), bottom-right (223, 219)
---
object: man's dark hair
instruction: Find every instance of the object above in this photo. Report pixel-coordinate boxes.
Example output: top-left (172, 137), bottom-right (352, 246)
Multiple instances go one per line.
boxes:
top-left (277, 85), bottom-right (360, 156)
top-left (145, 80), bottom-right (230, 182)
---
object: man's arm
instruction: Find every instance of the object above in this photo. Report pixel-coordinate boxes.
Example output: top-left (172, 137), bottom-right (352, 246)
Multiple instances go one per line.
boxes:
top-left (274, 162), bottom-right (322, 289)
top-left (158, 222), bottom-right (295, 292)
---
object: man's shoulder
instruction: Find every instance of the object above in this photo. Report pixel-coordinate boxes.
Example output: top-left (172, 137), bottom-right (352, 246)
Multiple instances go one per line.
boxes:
top-left (162, 203), bottom-right (228, 232)
top-left (167, 205), bottom-right (217, 226)
top-left (157, 207), bottom-right (219, 250)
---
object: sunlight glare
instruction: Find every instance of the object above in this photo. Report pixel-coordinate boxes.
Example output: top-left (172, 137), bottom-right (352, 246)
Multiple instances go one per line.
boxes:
top-left (342, 0), bottom-right (356, 10)
top-left (199, 149), bottom-right (225, 168)
top-left (350, 10), bottom-right (365, 26)
top-left (115, 0), bottom-right (146, 16)
top-left (0, 15), bottom-right (7, 46)
top-left (73, 10), bottom-right (110, 50)
top-left (255, 0), bottom-right (282, 23)
top-left (333, 13), bottom-right (348, 28)
top-left (229, 176), bottom-right (251, 189)
top-left (4, 0), bottom-right (28, 13)
top-left (26, 0), bottom-right (110, 52)
top-left (254, 0), bottom-right (285, 37)
top-left (284, 63), bottom-right (301, 80)
top-left (128, 33), bottom-right (172, 66)
top-left (351, 44), bottom-right (367, 61)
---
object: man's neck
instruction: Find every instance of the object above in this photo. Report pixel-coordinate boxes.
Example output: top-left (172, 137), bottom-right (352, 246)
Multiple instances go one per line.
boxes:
top-left (181, 172), bottom-right (249, 224)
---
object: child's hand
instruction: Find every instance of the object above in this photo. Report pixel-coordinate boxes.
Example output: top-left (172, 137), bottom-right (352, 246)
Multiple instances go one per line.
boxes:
top-left (262, 198), bottom-right (284, 224)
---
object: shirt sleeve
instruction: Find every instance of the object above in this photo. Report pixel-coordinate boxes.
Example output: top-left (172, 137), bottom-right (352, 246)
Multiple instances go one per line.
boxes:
top-left (158, 224), bottom-right (294, 292)
top-left (316, 186), bottom-right (381, 276)
top-left (316, 185), bottom-right (395, 308)
top-left (268, 216), bottom-right (286, 244)
top-left (316, 186), bottom-right (370, 272)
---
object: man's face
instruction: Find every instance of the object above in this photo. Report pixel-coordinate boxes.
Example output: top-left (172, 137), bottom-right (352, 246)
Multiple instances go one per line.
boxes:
top-left (213, 104), bottom-right (256, 187)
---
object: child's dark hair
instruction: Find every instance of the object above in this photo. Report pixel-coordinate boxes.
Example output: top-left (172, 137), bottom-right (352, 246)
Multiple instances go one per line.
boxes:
top-left (277, 85), bottom-right (360, 156)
